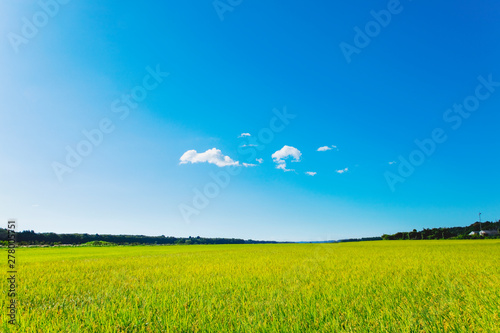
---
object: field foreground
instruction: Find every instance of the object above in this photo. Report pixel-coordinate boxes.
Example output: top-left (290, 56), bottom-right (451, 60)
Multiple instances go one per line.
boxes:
top-left (2, 240), bottom-right (499, 332)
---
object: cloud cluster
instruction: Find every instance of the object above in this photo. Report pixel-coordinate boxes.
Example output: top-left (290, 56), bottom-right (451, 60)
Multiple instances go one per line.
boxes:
top-left (272, 145), bottom-right (302, 172)
top-left (238, 133), bottom-right (251, 138)
top-left (179, 148), bottom-right (240, 167)
top-left (180, 142), bottom-right (349, 176)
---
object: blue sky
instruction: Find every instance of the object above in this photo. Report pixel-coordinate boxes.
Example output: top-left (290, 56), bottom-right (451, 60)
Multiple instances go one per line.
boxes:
top-left (1, 0), bottom-right (500, 241)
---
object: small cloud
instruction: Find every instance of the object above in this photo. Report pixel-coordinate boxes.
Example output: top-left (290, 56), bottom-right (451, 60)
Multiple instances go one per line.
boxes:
top-left (256, 158), bottom-right (264, 164)
top-left (336, 167), bottom-right (348, 174)
top-left (238, 133), bottom-right (251, 138)
top-left (317, 145), bottom-right (338, 152)
top-left (276, 163), bottom-right (292, 172)
top-left (317, 146), bottom-right (331, 152)
top-left (305, 171), bottom-right (317, 176)
top-left (240, 144), bottom-right (258, 148)
top-left (388, 161), bottom-right (396, 165)
top-left (242, 163), bottom-right (257, 167)
top-left (180, 148), bottom-right (240, 167)
top-left (272, 146), bottom-right (301, 161)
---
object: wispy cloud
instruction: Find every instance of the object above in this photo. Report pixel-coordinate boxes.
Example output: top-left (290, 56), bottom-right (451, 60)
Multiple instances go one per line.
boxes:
top-left (238, 133), bottom-right (251, 138)
top-left (272, 145), bottom-right (301, 172)
top-left (388, 161), bottom-right (396, 165)
top-left (336, 167), bottom-right (348, 174)
top-left (240, 144), bottom-right (258, 147)
top-left (305, 171), bottom-right (317, 176)
top-left (180, 148), bottom-right (240, 167)
top-left (256, 158), bottom-right (264, 164)
top-left (317, 145), bottom-right (338, 152)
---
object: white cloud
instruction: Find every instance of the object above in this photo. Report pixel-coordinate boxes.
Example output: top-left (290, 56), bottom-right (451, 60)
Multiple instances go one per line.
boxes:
top-left (272, 145), bottom-right (301, 161)
top-left (317, 146), bottom-right (331, 152)
top-left (179, 148), bottom-right (240, 167)
top-left (305, 171), bottom-right (317, 176)
top-left (240, 144), bottom-right (258, 147)
top-left (317, 145), bottom-right (338, 152)
top-left (272, 145), bottom-right (302, 172)
top-left (336, 167), bottom-right (348, 174)
top-left (388, 161), bottom-right (396, 165)
top-left (238, 133), bottom-right (251, 138)
top-left (242, 163), bottom-right (257, 167)
top-left (276, 163), bottom-right (292, 172)
top-left (256, 158), bottom-right (263, 164)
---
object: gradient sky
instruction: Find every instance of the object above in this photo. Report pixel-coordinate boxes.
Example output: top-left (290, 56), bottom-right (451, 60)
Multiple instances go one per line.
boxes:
top-left (1, 0), bottom-right (500, 241)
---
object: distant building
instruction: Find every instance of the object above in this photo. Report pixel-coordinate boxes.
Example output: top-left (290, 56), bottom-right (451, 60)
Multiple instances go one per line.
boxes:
top-left (479, 230), bottom-right (499, 236)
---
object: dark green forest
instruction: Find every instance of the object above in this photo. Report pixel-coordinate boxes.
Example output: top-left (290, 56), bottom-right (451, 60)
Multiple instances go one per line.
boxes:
top-left (382, 221), bottom-right (500, 240)
top-left (0, 229), bottom-right (279, 246)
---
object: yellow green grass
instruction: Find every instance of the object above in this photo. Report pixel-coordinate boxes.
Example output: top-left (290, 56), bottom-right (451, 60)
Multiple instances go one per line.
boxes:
top-left (1, 240), bottom-right (499, 332)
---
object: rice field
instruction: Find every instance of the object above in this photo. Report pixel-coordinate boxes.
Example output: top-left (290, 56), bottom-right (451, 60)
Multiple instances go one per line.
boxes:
top-left (1, 240), bottom-right (499, 332)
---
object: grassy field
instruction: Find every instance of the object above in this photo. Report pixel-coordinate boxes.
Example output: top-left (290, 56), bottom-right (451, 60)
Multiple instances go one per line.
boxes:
top-left (1, 240), bottom-right (499, 332)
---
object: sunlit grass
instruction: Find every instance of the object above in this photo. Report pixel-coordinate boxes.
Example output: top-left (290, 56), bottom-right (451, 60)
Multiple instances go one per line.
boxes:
top-left (1, 240), bottom-right (499, 332)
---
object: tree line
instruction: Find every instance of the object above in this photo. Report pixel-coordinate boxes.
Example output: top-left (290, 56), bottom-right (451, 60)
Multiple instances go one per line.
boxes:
top-left (382, 220), bottom-right (500, 240)
top-left (0, 229), bottom-right (280, 246)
